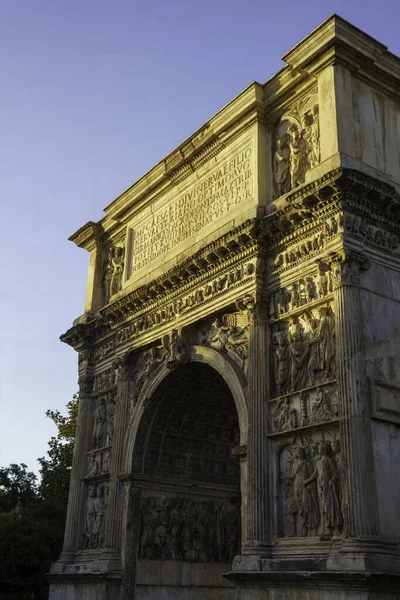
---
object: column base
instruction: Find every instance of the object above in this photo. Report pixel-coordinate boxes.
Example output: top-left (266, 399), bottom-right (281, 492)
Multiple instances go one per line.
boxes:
top-left (48, 573), bottom-right (122, 600)
top-left (50, 548), bottom-right (122, 575)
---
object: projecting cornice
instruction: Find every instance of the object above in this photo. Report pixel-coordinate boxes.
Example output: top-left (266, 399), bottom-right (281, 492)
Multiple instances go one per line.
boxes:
top-left (264, 15), bottom-right (400, 109)
top-left (102, 83), bottom-right (265, 226)
top-left (69, 221), bottom-right (103, 252)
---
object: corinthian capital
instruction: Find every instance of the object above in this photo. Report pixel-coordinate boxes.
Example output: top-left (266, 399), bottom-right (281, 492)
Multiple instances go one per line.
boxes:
top-left (330, 251), bottom-right (370, 289)
top-left (235, 294), bottom-right (267, 324)
top-left (78, 374), bottom-right (94, 397)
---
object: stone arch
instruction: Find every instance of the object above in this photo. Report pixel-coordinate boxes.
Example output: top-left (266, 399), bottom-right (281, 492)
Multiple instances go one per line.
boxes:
top-left (124, 345), bottom-right (248, 475)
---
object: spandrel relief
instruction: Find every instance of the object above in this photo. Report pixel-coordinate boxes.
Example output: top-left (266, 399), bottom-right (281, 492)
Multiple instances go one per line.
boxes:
top-left (279, 435), bottom-right (342, 538)
top-left (273, 94), bottom-right (320, 198)
top-left (272, 306), bottom-right (336, 395)
top-left (139, 496), bottom-right (240, 563)
top-left (83, 483), bottom-right (109, 549)
top-left (205, 311), bottom-right (249, 371)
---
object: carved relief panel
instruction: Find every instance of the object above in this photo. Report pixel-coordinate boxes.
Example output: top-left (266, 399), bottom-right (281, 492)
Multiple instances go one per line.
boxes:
top-left (273, 92), bottom-right (320, 198)
top-left (83, 482), bottom-right (109, 550)
top-left (277, 434), bottom-right (342, 538)
top-left (139, 495), bottom-right (240, 563)
top-left (271, 305), bottom-right (336, 397)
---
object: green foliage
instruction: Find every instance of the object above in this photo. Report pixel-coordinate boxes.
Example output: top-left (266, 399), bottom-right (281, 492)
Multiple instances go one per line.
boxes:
top-left (0, 463), bottom-right (38, 514)
top-left (0, 395), bottom-right (78, 598)
top-left (38, 393), bottom-right (79, 505)
top-left (0, 499), bottom-right (65, 599)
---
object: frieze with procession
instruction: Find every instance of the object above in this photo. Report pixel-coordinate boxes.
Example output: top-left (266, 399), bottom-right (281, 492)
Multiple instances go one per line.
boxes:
top-left (139, 495), bottom-right (240, 563)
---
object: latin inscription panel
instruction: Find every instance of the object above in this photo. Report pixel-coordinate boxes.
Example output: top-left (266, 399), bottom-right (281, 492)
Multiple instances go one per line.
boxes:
top-left (129, 144), bottom-right (253, 275)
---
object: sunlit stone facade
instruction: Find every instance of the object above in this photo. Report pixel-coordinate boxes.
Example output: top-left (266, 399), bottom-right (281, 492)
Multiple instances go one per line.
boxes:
top-left (49, 16), bottom-right (400, 600)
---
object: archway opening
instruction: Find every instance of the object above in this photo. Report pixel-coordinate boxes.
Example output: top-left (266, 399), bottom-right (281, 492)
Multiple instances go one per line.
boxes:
top-left (133, 362), bottom-right (241, 566)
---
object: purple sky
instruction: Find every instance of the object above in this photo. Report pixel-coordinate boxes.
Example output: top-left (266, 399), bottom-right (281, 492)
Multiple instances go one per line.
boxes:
top-left (1, 0), bottom-right (399, 476)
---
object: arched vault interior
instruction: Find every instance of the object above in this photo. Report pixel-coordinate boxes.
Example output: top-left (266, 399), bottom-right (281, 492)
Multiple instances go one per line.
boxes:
top-left (133, 363), bottom-right (241, 486)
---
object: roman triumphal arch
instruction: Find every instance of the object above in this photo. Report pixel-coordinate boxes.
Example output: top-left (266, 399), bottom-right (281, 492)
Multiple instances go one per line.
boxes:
top-left (50, 16), bottom-right (400, 600)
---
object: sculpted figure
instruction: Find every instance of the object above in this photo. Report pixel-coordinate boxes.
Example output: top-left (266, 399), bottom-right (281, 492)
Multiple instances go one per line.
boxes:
top-left (106, 397), bottom-right (115, 445)
top-left (275, 333), bottom-right (290, 396)
top-left (92, 398), bottom-right (107, 448)
top-left (226, 324), bottom-right (249, 363)
top-left (93, 485), bottom-right (106, 547)
top-left (274, 398), bottom-right (297, 432)
top-left (290, 283), bottom-right (300, 309)
top-left (319, 309), bottom-right (336, 379)
top-left (310, 389), bottom-right (338, 423)
top-left (87, 453), bottom-right (99, 477)
top-left (110, 246), bottom-right (124, 297)
top-left (273, 137), bottom-right (291, 196)
top-left (221, 502), bottom-right (239, 562)
top-left (304, 442), bottom-right (343, 536)
top-left (318, 273), bottom-right (328, 297)
top-left (305, 278), bottom-right (316, 303)
top-left (307, 319), bottom-right (321, 385)
top-left (289, 324), bottom-right (309, 391)
top-left (288, 124), bottom-right (310, 188)
top-left (291, 447), bottom-right (320, 536)
top-left (102, 449), bottom-right (111, 473)
top-left (140, 498), bottom-right (157, 559)
top-left (166, 329), bottom-right (191, 369)
top-left (84, 486), bottom-right (96, 548)
top-left (277, 288), bottom-right (290, 314)
top-left (302, 108), bottom-right (320, 168)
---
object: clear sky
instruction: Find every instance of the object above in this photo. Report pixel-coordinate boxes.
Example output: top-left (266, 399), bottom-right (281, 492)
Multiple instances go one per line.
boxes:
top-left (1, 0), bottom-right (399, 476)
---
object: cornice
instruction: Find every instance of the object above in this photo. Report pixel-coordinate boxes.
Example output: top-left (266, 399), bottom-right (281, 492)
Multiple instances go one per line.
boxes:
top-left (60, 219), bottom-right (259, 351)
top-left (263, 168), bottom-right (400, 243)
top-left (101, 84), bottom-right (264, 227)
top-left (100, 219), bottom-right (258, 326)
top-left (69, 221), bottom-right (103, 252)
top-left (264, 15), bottom-right (400, 115)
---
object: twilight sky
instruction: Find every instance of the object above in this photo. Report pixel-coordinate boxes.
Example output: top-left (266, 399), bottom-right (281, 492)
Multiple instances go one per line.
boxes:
top-left (1, 0), bottom-right (399, 477)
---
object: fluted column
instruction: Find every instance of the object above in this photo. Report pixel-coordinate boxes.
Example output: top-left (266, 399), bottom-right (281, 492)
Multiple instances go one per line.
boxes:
top-left (332, 254), bottom-right (379, 537)
top-left (60, 372), bottom-right (93, 560)
top-left (121, 483), bottom-right (141, 600)
top-left (105, 353), bottom-right (137, 550)
top-left (242, 298), bottom-right (271, 551)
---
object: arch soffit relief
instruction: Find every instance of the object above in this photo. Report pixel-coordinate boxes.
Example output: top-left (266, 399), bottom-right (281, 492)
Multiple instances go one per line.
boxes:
top-left (124, 345), bottom-right (248, 474)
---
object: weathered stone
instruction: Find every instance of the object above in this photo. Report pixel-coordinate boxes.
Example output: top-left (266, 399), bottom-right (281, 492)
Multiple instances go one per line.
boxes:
top-left (51, 15), bottom-right (400, 600)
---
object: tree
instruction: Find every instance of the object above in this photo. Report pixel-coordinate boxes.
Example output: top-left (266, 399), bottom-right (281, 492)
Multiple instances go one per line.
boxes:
top-left (0, 463), bottom-right (38, 514)
top-left (38, 393), bottom-right (79, 505)
top-left (0, 395), bottom-right (79, 598)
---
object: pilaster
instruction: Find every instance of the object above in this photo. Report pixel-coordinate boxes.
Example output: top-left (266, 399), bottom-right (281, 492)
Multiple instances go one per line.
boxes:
top-left (242, 298), bottom-right (271, 552)
top-left (60, 372), bottom-right (93, 561)
top-left (332, 252), bottom-right (379, 539)
top-left (105, 353), bottom-right (137, 554)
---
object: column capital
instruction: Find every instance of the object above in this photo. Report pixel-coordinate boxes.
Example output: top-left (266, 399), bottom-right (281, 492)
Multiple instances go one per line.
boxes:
top-left (113, 350), bottom-right (136, 381)
top-left (329, 251), bottom-right (370, 289)
top-left (78, 373), bottom-right (94, 397)
top-left (236, 294), bottom-right (268, 324)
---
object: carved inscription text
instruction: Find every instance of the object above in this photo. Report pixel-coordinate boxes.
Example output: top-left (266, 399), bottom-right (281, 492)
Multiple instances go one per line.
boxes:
top-left (131, 147), bottom-right (253, 272)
